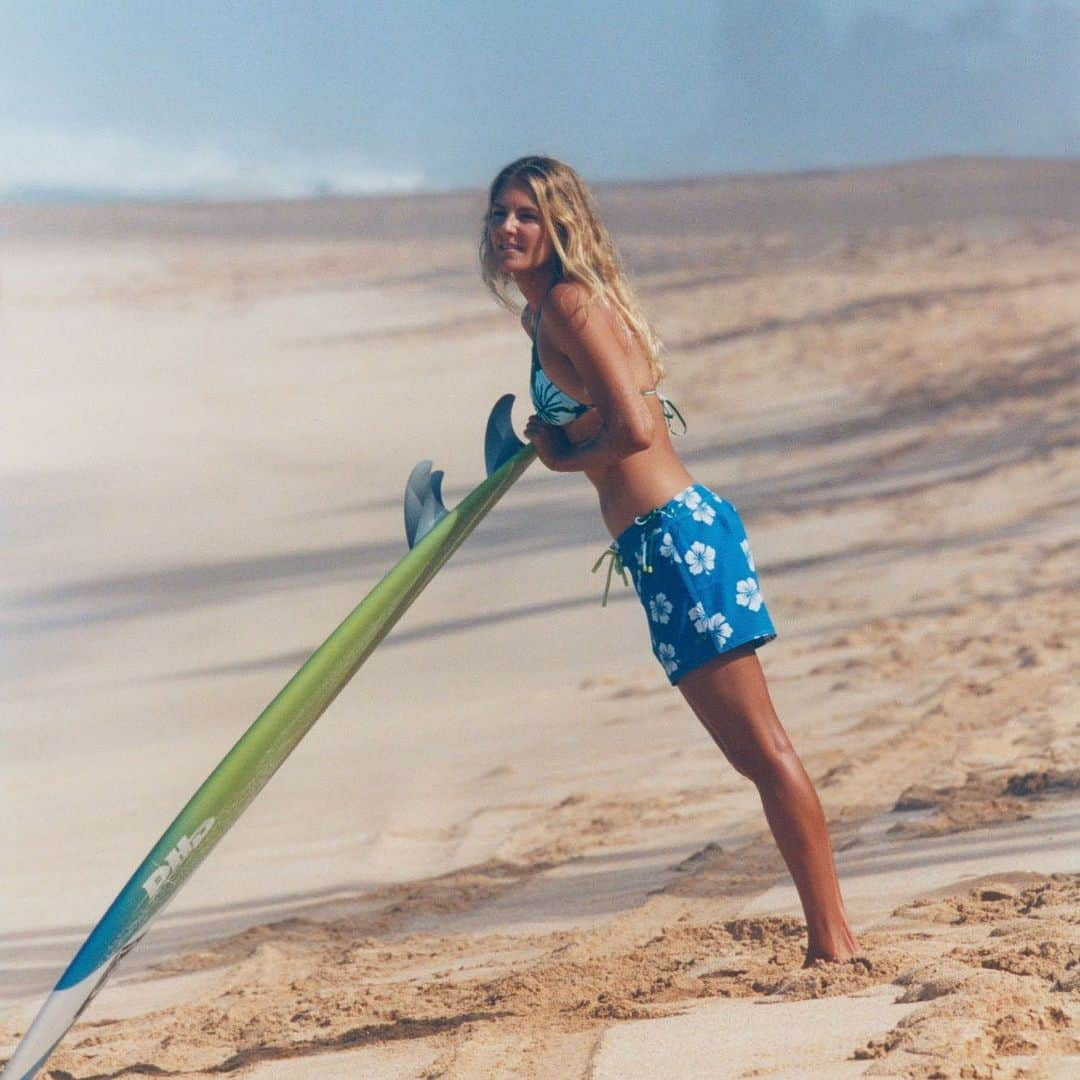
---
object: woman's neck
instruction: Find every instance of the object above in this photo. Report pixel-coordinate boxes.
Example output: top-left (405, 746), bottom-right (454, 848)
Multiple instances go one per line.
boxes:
top-left (514, 268), bottom-right (559, 311)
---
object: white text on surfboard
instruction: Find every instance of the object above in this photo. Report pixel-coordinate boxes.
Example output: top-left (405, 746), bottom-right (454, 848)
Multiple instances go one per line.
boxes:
top-left (141, 818), bottom-right (216, 900)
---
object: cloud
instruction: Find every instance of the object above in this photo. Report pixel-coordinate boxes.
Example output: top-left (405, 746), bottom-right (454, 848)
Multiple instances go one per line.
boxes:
top-left (0, 127), bottom-right (425, 202)
top-left (712, 0), bottom-right (1080, 171)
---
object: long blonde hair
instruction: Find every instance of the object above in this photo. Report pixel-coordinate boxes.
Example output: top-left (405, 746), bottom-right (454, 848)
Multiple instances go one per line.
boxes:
top-left (479, 155), bottom-right (665, 382)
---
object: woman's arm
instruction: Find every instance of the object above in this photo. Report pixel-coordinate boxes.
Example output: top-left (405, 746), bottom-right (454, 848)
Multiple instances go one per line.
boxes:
top-left (526, 283), bottom-right (655, 472)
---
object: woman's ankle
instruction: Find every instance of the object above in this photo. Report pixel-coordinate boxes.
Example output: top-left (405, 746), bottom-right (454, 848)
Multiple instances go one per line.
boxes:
top-left (804, 926), bottom-right (861, 965)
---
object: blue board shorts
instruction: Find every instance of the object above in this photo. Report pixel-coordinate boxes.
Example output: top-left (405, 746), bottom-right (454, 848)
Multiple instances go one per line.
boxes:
top-left (615, 484), bottom-right (777, 685)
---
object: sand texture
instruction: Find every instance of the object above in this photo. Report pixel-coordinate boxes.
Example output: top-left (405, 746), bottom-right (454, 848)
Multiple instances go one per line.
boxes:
top-left (1, 157), bottom-right (1078, 1077)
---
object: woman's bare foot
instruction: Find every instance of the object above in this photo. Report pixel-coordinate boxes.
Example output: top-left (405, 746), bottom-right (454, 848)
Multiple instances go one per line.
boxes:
top-left (803, 931), bottom-right (862, 967)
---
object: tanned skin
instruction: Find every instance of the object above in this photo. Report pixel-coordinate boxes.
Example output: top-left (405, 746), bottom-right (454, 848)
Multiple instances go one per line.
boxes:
top-left (491, 178), bottom-right (860, 964)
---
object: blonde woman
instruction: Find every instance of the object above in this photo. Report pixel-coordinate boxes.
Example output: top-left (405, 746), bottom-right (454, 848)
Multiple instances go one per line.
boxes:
top-left (481, 155), bottom-right (859, 965)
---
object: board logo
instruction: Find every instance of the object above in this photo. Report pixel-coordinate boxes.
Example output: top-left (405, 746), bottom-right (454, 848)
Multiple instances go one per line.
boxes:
top-left (141, 817), bottom-right (216, 900)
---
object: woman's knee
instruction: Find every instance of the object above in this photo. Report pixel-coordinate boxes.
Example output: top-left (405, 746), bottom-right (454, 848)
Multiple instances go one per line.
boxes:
top-left (678, 654), bottom-right (799, 783)
top-left (710, 718), bottom-right (798, 785)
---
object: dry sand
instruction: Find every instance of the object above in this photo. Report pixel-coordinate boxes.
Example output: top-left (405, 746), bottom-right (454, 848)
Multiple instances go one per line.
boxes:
top-left (1, 157), bottom-right (1077, 1078)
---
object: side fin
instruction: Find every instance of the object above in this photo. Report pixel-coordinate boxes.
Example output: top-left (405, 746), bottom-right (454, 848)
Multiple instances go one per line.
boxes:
top-left (485, 394), bottom-right (526, 476)
top-left (403, 460), bottom-right (449, 548)
top-left (403, 395), bottom-right (523, 548)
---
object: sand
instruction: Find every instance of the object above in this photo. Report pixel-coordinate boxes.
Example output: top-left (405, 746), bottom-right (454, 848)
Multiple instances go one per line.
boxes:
top-left (1, 157), bottom-right (1077, 1078)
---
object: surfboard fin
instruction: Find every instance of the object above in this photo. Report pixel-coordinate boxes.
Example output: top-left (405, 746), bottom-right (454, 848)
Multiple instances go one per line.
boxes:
top-left (403, 460), bottom-right (448, 548)
top-left (404, 395), bottom-right (524, 548)
top-left (484, 393), bottom-right (526, 476)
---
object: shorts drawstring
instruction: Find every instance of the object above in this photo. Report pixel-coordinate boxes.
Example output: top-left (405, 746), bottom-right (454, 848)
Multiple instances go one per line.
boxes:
top-left (634, 509), bottom-right (660, 574)
top-left (593, 505), bottom-right (675, 605)
top-left (633, 503), bottom-right (678, 575)
top-left (591, 543), bottom-right (628, 607)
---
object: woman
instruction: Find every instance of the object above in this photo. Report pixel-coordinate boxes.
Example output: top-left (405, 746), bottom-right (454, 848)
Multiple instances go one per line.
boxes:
top-left (481, 155), bottom-right (859, 965)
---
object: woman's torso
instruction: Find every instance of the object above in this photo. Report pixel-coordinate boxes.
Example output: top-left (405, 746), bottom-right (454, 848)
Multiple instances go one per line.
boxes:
top-left (527, 306), bottom-right (693, 537)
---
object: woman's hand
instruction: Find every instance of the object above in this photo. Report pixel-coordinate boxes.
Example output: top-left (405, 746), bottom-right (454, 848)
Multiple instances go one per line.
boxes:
top-left (524, 414), bottom-right (569, 471)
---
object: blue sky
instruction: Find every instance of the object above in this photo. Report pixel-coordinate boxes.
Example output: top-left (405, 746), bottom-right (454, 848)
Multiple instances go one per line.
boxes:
top-left (1, 0), bottom-right (1077, 201)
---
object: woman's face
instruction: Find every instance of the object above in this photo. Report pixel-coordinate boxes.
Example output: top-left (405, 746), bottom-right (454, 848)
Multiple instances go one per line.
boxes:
top-left (488, 180), bottom-right (555, 276)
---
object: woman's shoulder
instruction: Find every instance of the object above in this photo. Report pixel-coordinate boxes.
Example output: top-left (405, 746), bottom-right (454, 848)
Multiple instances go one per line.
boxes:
top-left (544, 281), bottom-right (609, 336)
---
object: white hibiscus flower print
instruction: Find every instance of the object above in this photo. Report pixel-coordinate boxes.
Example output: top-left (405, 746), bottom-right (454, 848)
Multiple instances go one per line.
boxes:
top-left (689, 602), bottom-right (733, 644)
top-left (649, 592), bottom-right (673, 624)
top-left (675, 487), bottom-right (716, 524)
top-left (708, 614), bottom-right (734, 646)
top-left (740, 538), bottom-right (756, 572)
top-left (658, 532), bottom-right (682, 563)
top-left (735, 577), bottom-right (763, 612)
top-left (684, 541), bottom-right (716, 576)
top-left (657, 642), bottom-right (678, 676)
top-left (691, 500), bottom-right (716, 525)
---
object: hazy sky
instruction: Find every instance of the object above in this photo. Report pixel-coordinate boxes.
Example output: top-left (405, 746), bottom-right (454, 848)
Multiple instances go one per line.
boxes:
top-left (1, 0), bottom-right (1077, 200)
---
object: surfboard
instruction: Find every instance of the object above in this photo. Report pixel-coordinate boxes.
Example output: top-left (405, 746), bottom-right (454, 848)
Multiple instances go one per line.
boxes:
top-left (2, 395), bottom-right (535, 1080)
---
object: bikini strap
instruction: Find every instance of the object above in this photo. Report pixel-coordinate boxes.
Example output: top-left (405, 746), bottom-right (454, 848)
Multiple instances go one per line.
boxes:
top-left (532, 281), bottom-right (559, 336)
top-left (528, 300), bottom-right (543, 372)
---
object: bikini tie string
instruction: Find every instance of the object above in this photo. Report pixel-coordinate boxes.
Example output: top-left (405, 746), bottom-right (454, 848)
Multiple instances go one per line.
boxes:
top-left (591, 543), bottom-right (629, 607)
top-left (643, 390), bottom-right (688, 437)
top-left (658, 393), bottom-right (688, 437)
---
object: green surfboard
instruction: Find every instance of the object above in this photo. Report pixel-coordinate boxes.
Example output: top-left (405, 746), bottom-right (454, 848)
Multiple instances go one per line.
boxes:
top-left (2, 395), bottom-right (535, 1080)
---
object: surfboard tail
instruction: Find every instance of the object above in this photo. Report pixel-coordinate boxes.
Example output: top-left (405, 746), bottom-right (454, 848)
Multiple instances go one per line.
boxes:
top-left (1, 396), bottom-right (535, 1080)
top-left (3, 965), bottom-right (119, 1080)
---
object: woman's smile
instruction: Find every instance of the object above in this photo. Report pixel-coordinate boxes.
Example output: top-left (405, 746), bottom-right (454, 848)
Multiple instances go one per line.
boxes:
top-left (489, 180), bottom-right (553, 273)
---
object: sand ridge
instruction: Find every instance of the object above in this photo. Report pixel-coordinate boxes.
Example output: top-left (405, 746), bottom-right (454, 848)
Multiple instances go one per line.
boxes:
top-left (4, 876), bottom-right (1075, 1076)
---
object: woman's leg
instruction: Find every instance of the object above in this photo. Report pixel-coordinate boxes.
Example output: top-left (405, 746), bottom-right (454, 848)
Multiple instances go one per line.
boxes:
top-left (677, 645), bottom-right (860, 964)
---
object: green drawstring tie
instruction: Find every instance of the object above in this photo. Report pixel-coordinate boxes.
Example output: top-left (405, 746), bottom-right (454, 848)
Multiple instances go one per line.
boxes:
top-left (592, 501), bottom-right (679, 605)
top-left (591, 543), bottom-right (629, 607)
top-left (633, 507), bottom-right (665, 574)
top-left (592, 504), bottom-right (669, 606)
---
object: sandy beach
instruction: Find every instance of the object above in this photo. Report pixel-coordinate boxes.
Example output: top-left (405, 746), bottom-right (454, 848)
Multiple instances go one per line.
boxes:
top-left (1, 157), bottom-right (1078, 1078)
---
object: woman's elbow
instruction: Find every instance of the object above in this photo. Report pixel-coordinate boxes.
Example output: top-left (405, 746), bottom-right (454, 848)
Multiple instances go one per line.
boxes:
top-left (613, 410), bottom-right (655, 458)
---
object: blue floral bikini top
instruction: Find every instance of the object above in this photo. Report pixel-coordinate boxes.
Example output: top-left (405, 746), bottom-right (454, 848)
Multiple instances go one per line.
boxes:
top-left (530, 331), bottom-right (593, 426)
top-left (529, 305), bottom-right (687, 434)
